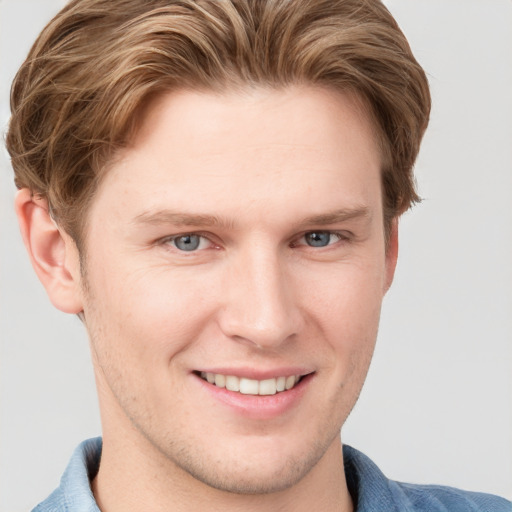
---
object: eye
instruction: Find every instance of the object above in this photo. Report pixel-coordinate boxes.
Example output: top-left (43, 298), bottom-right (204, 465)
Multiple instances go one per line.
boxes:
top-left (167, 234), bottom-right (211, 252)
top-left (301, 231), bottom-right (344, 248)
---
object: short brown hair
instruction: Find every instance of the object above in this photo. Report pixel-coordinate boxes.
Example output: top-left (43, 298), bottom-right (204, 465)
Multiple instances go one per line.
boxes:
top-left (6, 0), bottom-right (430, 247)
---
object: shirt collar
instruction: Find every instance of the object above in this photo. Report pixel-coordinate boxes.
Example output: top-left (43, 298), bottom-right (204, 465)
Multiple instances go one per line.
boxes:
top-left (343, 444), bottom-right (402, 512)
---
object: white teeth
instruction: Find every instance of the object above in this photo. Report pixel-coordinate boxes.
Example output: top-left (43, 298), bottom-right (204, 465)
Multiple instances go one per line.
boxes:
top-left (214, 374), bottom-right (226, 388)
top-left (225, 375), bottom-right (240, 392)
top-left (276, 376), bottom-right (286, 392)
top-left (199, 372), bottom-right (303, 395)
top-left (239, 378), bottom-right (259, 395)
top-left (285, 375), bottom-right (297, 390)
top-left (259, 378), bottom-right (277, 395)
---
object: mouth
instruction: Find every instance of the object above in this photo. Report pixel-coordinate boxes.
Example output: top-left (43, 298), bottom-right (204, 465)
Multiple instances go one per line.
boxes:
top-left (196, 371), bottom-right (306, 396)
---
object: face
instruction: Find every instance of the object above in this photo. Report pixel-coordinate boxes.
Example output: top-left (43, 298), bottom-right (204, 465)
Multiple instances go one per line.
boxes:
top-left (76, 86), bottom-right (396, 493)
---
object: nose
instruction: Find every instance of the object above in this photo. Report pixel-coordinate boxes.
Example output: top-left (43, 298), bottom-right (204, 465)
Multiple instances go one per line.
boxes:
top-left (218, 245), bottom-right (303, 349)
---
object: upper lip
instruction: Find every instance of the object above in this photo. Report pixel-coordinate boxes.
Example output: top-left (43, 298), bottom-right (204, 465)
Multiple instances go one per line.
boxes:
top-left (193, 366), bottom-right (314, 380)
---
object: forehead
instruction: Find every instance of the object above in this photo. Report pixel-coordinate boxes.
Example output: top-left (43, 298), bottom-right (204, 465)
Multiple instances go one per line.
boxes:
top-left (132, 85), bottom-right (379, 167)
top-left (91, 86), bottom-right (383, 229)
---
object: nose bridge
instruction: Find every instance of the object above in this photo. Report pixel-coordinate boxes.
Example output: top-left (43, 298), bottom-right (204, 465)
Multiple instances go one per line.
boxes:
top-left (220, 242), bottom-right (300, 347)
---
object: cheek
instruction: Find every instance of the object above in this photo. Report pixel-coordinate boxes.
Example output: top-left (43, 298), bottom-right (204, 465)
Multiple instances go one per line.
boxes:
top-left (83, 259), bottom-right (216, 366)
top-left (303, 258), bottom-right (385, 329)
top-left (301, 260), bottom-right (384, 383)
top-left (82, 266), bottom-right (214, 421)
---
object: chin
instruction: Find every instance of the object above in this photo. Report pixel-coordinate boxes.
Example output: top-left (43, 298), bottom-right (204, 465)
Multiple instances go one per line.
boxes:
top-left (162, 430), bottom-right (337, 496)
top-left (177, 455), bottom-right (313, 495)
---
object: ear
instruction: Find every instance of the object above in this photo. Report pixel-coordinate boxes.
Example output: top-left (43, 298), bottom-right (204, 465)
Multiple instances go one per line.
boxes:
top-left (15, 188), bottom-right (84, 314)
top-left (384, 218), bottom-right (399, 293)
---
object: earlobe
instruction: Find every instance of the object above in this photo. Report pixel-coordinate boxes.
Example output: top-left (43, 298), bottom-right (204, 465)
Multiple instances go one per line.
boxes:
top-left (384, 218), bottom-right (399, 293)
top-left (15, 188), bottom-right (84, 314)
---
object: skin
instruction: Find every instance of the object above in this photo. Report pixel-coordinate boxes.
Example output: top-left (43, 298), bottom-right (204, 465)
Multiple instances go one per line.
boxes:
top-left (16, 86), bottom-right (398, 512)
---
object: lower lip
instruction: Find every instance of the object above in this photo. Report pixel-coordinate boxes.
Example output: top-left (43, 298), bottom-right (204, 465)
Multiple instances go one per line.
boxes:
top-left (193, 373), bottom-right (313, 420)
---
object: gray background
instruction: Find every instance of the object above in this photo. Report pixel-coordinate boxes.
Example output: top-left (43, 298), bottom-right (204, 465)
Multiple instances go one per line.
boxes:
top-left (1, 1), bottom-right (511, 510)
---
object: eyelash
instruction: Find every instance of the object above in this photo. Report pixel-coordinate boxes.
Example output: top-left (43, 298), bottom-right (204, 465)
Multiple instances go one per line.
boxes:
top-left (159, 230), bottom-right (351, 252)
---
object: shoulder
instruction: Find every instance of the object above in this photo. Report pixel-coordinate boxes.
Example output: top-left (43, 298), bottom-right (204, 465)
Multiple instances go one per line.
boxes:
top-left (393, 481), bottom-right (511, 512)
top-left (343, 444), bottom-right (511, 512)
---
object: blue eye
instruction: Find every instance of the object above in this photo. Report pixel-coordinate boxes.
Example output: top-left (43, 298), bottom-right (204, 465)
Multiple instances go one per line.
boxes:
top-left (304, 232), bottom-right (336, 247)
top-left (173, 234), bottom-right (202, 251)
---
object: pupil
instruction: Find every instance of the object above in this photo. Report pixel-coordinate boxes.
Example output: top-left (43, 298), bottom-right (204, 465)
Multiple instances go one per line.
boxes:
top-left (306, 232), bottom-right (330, 247)
top-left (175, 235), bottom-right (200, 251)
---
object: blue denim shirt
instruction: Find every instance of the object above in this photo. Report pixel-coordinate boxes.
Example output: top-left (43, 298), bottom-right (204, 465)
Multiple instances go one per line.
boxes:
top-left (33, 437), bottom-right (511, 511)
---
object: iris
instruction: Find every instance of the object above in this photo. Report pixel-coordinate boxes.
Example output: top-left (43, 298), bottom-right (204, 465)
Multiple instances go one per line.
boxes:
top-left (305, 232), bottom-right (333, 247)
top-left (174, 234), bottom-right (201, 251)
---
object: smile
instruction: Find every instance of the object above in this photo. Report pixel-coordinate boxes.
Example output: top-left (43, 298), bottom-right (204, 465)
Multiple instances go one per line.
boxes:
top-left (199, 372), bottom-right (303, 396)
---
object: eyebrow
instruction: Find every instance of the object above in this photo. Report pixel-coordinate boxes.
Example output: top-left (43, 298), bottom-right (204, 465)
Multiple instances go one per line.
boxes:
top-left (133, 210), bottom-right (236, 229)
top-left (299, 207), bottom-right (370, 226)
top-left (132, 206), bottom-right (370, 230)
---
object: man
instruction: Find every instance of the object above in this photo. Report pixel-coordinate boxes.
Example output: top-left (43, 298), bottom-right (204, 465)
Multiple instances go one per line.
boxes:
top-left (4, 0), bottom-right (510, 510)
